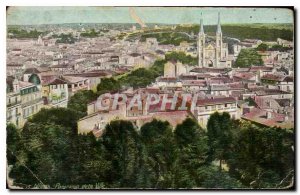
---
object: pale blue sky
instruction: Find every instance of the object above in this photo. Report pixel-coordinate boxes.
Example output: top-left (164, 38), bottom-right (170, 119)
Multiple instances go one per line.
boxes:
top-left (7, 7), bottom-right (294, 25)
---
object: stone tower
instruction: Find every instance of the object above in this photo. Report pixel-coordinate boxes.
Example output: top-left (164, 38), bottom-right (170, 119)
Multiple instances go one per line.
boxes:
top-left (198, 13), bottom-right (205, 67)
top-left (215, 12), bottom-right (223, 67)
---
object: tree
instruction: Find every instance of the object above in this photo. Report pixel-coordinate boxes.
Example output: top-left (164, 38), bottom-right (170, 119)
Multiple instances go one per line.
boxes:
top-left (7, 123), bottom-right (21, 165)
top-left (140, 119), bottom-right (176, 188)
top-left (101, 120), bottom-right (143, 188)
top-left (150, 59), bottom-right (167, 76)
top-left (207, 112), bottom-right (234, 170)
top-left (256, 43), bottom-right (269, 52)
top-left (234, 49), bottom-right (263, 68)
top-left (197, 165), bottom-right (244, 189)
top-left (28, 107), bottom-right (82, 133)
top-left (227, 122), bottom-right (294, 188)
top-left (119, 68), bottom-right (158, 89)
top-left (269, 44), bottom-right (292, 52)
top-left (72, 133), bottom-right (111, 187)
top-left (9, 107), bottom-right (113, 188)
top-left (165, 51), bottom-right (198, 65)
top-left (96, 77), bottom-right (121, 94)
top-left (10, 123), bottom-right (75, 187)
top-left (68, 90), bottom-right (98, 117)
top-left (173, 118), bottom-right (209, 188)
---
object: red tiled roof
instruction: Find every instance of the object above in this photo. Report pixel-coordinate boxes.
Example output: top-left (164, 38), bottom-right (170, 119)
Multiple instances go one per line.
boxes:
top-left (249, 66), bottom-right (273, 72)
top-left (261, 74), bottom-right (285, 81)
top-left (197, 97), bottom-right (236, 106)
top-left (242, 108), bottom-right (293, 129)
top-left (158, 77), bottom-right (178, 82)
top-left (47, 78), bottom-right (68, 85)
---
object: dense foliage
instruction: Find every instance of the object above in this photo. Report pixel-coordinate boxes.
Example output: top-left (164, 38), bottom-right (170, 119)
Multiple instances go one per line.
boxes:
top-left (256, 43), bottom-right (293, 52)
top-left (141, 32), bottom-right (194, 46)
top-left (118, 68), bottom-right (160, 89)
top-left (68, 90), bottom-right (98, 117)
top-left (165, 51), bottom-right (198, 66)
top-left (81, 29), bottom-right (99, 38)
top-left (176, 24), bottom-right (293, 41)
top-left (55, 33), bottom-right (77, 44)
top-left (256, 43), bottom-right (269, 52)
top-left (7, 29), bottom-right (44, 39)
top-left (127, 24), bottom-right (293, 46)
top-left (7, 109), bottom-right (294, 189)
top-left (234, 49), bottom-right (263, 68)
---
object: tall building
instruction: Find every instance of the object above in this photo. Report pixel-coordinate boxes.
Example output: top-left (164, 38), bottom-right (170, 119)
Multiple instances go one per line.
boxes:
top-left (198, 13), bottom-right (231, 68)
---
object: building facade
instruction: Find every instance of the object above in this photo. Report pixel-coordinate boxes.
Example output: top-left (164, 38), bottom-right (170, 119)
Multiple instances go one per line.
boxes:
top-left (198, 13), bottom-right (231, 68)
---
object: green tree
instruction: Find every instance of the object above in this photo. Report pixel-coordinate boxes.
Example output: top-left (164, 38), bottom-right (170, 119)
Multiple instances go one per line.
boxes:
top-left (228, 122), bottom-right (294, 188)
top-left (165, 51), bottom-right (198, 65)
top-left (197, 165), bottom-right (244, 189)
top-left (101, 120), bottom-right (143, 188)
top-left (28, 107), bottom-right (82, 133)
top-left (207, 112), bottom-right (233, 170)
top-left (256, 43), bottom-right (269, 52)
top-left (68, 90), bottom-right (98, 117)
top-left (150, 59), bottom-right (167, 75)
top-left (174, 118), bottom-right (209, 188)
top-left (7, 123), bottom-right (21, 165)
top-left (72, 133), bottom-right (111, 187)
top-left (96, 77), bottom-right (121, 94)
top-left (119, 68), bottom-right (158, 89)
top-left (234, 49), bottom-right (263, 68)
top-left (140, 119), bottom-right (176, 188)
top-left (10, 123), bottom-right (75, 187)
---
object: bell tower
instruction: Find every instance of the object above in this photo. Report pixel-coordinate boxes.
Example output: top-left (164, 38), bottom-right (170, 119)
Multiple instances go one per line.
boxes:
top-left (198, 13), bottom-right (205, 67)
top-left (215, 12), bottom-right (223, 67)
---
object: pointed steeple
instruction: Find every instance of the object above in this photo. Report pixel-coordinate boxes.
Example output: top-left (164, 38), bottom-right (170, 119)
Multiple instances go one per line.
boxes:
top-left (199, 13), bottom-right (204, 34)
top-left (217, 12), bottom-right (222, 34)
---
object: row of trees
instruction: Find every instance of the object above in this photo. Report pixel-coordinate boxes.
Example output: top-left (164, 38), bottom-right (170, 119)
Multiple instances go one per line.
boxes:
top-left (54, 33), bottom-right (77, 44)
top-left (7, 109), bottom-right (294, 189)
top-left (140, 32), bottom-right (194, 46)
top-left (256, 43), bottom-right (293, 52)
top-left (7, 28), bottom-right (44, 39)
top-left (165, 51), bottom-right (198, 66)
top-left (175, 24), bottom-right (293, 42)
top-left (81, 29), bottom-right (100, 38)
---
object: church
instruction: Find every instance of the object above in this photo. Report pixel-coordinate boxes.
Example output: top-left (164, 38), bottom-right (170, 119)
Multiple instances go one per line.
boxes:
top-left (198, 13), bottom-right (232, 68)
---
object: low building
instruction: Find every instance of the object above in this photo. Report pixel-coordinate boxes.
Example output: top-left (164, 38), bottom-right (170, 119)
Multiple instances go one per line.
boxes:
top-left (6, 77), bottom-right (22, 128)
top-left (42, 78), bottom-right (69, 108)
top-left (194, 96), bottom-right (240, 128)
top-left (62, 76), bottom-right (90, 97)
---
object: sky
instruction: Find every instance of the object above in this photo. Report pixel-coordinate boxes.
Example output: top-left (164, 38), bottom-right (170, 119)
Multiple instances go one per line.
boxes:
top-left (6, 7), bottom-right (294, 25)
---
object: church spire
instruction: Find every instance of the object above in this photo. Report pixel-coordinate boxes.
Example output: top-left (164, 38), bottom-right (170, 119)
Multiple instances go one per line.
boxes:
top-left (199, 13), bottom-right (204, 34)
top-left (217, 12), bottom-right (222, 34)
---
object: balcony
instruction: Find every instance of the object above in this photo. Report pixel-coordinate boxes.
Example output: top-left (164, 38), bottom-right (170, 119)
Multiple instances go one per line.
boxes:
top-left (7, 101), bottom-right (21, 108)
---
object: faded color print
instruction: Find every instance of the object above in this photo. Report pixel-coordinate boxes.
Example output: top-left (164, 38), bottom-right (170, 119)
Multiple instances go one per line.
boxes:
top-left (6, 7), bottom-right (294, 190)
